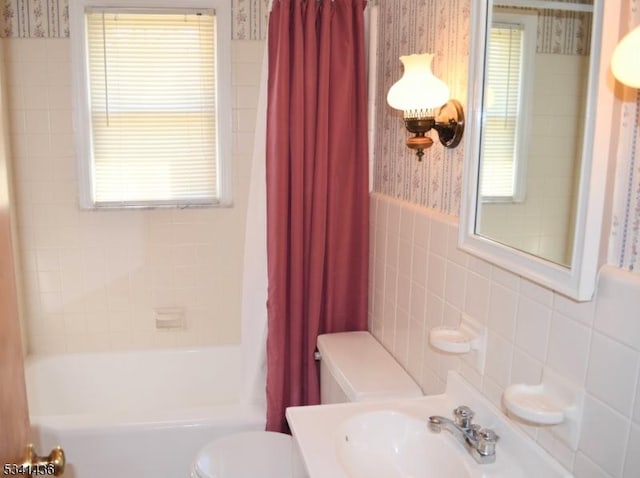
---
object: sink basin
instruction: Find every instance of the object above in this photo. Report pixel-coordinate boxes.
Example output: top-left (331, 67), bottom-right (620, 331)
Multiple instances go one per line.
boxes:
top-left (286, 372), bottom-right (572, 478)
top-left (335, 410), bottom-right (472, 478)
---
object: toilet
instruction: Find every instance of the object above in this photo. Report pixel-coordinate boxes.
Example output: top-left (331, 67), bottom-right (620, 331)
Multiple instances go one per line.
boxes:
top-left (190, 331), bottom-right (422, 478)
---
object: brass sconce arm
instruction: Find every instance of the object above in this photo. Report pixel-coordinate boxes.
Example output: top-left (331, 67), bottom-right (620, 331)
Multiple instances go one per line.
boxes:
top-left (402, 99), bottom-right (465, 161)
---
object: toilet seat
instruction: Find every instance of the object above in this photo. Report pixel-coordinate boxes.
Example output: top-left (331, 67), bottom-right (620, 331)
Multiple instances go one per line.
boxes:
top-left (191, 431), bottom-right (304, 478)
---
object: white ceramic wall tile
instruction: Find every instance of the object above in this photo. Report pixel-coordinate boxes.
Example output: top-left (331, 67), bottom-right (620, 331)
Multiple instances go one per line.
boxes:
top-left (446, 224), bottom-right (469, 267)
top-left (594, 266), bottom-right (640, 350)
top-left (519, 278), bottom-right (554, 308)
top-left (9, 38), bottom-right (264, 353)
top-left (407, 318), bottom-right (425, 380)
top-left (622, 424), bottom-right (640, 478)
top-left (485, 332), bottom-right (513, 387)
top-left (547, 311), bottom-right (591, 385)
top-left (444, 261), bottom-right (466, 311)
top-left (369, 193), bottom-right (640, 476)
top-left (399, 207), bottom-right (415, 240)
top-left (634, 366), bottom-right (640, 424)
top-left (492, 266), bottom-right (521, 291)
top-left (514, 297), bottom-right (551, 362)
top-left (579, 395), bottom-right (630, 477)
top-left (427, 253), bottom-right (446, 297)
top-left (409, 282), bottom-right (426, 322)
top-left (429, 218), bottom-right (449, 257)
top-left (586, 332), bottom-right (639, 417)
top-left (553, 292), bottom-right (596, 326)
top-left (410, 244), bottom-right (428, 287)
top-left (510, 348), bottom-right (543, 386)
top-left (488, 283), bottom-right (518, 341)
top-left (464, 270), bottom-right (490, 323)
top-left (413, 209), bottom-right (430, 249)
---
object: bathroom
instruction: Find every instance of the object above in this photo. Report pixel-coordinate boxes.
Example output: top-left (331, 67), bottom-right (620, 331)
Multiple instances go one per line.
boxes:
top-left (0, 0), bottom-right (639, 477)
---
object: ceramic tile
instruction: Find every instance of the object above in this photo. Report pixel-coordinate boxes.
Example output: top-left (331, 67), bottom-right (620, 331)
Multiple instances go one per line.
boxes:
top-left (399, 207), bottom-right (415, 240)
top-left (488, 283), bottom-right (518, 341)
top-left (444, 261), bottom-right (466, 311)
top-left (514, 297), bottom-right (552, 362)
top-left (492, 266), bottom-right (520, 291)
top-left (510, 348), bottom-right (543, 386)
top-left (578, 395), bottom-right (630, 477)
top-left (411, 244), bottom-right (428, 287)
top-left (519, 278), bottom-right (554, 307)
top-left (485, 332), bottom-right (513, 387)
top-left (464, 271), bottom-right (490, 323)
top-left (623, 424), bottom-right (640, 478)
top-left (429, 219), bottom-right (449, 257)
top-left (553, 292), bottom-right (596, 326)
top-left (586, 333), bottom-right (639, 417)
top-left (547, 311), bottom-right (591, 385)
top-left (594, 266), bottom-right (640, 351)
top-left (427, 253), bottom-right (446, 298)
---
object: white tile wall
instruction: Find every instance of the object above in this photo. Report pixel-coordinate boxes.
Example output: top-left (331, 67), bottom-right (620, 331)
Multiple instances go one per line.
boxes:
top-left (5, 38), bottom-right (265, 354)
top-left (369, 192), bottom-right (640, 478)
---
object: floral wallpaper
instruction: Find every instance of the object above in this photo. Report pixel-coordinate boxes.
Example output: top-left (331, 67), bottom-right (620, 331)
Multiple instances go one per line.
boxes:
top-left (373, 0), bottom-right (470, 215)
top-left (536, 7), bottom-right (592, 55)
top-left (1, 0), bottom-right (68, 37)
top-left (496, 3), bottom-right (593, 56)
top-left (0, 0), bottom-right (270, 39)
top-left (232, 0), bottom-right (270, 40)
top-left (610, 0), bottom-right (640, 272)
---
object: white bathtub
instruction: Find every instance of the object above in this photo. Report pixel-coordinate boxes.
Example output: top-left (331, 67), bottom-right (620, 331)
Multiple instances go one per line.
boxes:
top-left (25, 346), bottom-right (265, 478)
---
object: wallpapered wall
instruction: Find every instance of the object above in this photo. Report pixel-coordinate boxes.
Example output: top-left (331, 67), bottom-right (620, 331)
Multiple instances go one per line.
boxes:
top-left (372, 0), bottom-right (469, 215)
top-left (610, 0), bottom-right (640, 272)
top-left (374, 0), bottom-right (640, 272)
top-left (0, 0), bottom-right (270, 40)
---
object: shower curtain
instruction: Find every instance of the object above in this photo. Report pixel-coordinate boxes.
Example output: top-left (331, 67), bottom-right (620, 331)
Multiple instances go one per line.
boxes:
top-left (265, 0), bottom-right (370, 432)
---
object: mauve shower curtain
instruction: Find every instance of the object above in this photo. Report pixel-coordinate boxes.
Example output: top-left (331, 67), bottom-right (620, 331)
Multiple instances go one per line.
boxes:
top-left (265, 0), bottom-right (370, 432)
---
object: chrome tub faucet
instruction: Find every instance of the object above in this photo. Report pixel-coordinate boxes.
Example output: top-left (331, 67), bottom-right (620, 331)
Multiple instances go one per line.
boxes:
top-left (428, 406), bottom-right (499, 464)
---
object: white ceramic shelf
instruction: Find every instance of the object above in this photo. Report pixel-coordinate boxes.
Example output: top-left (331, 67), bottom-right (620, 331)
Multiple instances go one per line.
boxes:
top-left (502, 368), bottom-right (585, 450)
top-left (429, 314), bottom-right (487, 374)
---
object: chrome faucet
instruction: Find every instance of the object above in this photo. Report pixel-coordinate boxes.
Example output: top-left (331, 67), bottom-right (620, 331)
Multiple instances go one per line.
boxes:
top-left (428, 406), bottom-right (499, 464)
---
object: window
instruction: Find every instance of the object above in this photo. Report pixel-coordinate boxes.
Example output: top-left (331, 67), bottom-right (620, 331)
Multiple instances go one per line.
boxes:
top-left (71, 0), bottom-right (231, 208)
top-left (480, 12), bottom-right (536, 202)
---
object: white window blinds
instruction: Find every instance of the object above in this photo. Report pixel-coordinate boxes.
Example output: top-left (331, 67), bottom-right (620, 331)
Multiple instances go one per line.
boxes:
top-left (480, 24), bottom-right (524, 199)
top-left (86, 9), bottom-right (218, 206)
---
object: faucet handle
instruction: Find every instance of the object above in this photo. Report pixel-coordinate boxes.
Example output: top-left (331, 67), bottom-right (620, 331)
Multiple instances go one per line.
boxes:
top-left (477, 428), bottom-right (500, 457)
top-left (453, 406), bottom-right (475, 428)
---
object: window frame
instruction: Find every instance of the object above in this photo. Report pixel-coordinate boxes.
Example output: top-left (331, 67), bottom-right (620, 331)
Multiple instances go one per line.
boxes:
top-left (480, 11), bottom-right (536, 204)
top-left (70, 0), bottom-right (232, 209)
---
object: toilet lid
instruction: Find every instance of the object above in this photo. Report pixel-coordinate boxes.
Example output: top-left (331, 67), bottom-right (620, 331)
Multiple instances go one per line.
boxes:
top-left (192, 431), bottom-right (298, 478)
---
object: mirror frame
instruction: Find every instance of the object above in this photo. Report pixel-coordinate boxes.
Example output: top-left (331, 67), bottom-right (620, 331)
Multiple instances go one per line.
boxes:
top-left (459, 0), bottom-right (619, 301)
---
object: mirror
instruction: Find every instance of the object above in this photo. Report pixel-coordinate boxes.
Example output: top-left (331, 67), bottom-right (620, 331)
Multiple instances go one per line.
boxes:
top-left (460, 0), bottom-right (616, 300)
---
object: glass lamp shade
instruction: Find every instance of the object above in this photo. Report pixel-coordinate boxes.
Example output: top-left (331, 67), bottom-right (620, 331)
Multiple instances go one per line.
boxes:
top-left (611, 26), bottom-right (640, 88)
top-left (387, 53), bottom-right (450, 118)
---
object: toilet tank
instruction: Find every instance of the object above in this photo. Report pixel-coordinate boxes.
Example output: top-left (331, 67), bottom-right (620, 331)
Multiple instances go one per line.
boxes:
top-left (317, 331), bottom-right (422, 404)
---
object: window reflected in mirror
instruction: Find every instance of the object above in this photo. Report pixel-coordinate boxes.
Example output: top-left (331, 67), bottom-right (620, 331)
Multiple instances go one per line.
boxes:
top-left (476, 4), bottom-right (592, 267)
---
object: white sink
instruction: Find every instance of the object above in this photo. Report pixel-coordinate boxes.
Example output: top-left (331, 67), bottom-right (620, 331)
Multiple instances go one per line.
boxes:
top-left (286, 372), bottom-right (571, 478)
top-left (336, 410), bottom-right (473, 478)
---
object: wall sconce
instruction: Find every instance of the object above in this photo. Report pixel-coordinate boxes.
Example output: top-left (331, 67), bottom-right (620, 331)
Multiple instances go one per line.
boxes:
top-left (387, 53), bottom-right (465, 161)
top-left (611, 25), bottom-right (640, 88)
